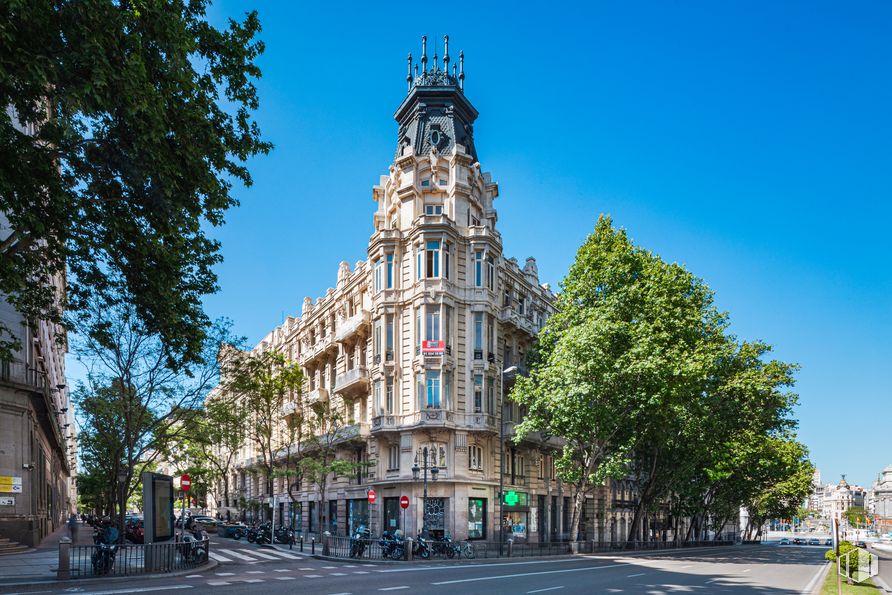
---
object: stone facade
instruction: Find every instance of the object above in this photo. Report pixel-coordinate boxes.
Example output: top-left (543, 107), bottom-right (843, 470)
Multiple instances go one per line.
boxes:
top-left (210, 39), bottom-right (706, 545)
top-left (1, 108), bottom-right (77, 545)
top-left (871, 464), bottom-right (892, 519)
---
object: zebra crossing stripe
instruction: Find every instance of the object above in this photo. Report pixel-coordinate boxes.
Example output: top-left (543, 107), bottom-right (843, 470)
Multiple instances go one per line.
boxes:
top-left (223, 550), bottom-right (258, 561)
top-left (208, 551), bottom-right (232, 562)
top-left (262, 549), bottom-right (303, 559)
top-left (247, 550), bottom-right (279, 560)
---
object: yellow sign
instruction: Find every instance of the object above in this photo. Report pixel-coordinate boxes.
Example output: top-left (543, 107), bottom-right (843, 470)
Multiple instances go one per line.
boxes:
top-left (0, 476), bottom-right (23, 493)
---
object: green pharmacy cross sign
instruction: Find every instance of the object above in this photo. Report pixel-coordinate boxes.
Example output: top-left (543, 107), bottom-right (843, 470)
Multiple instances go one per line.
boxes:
top-left (504, 490), bottom-right (519, 506)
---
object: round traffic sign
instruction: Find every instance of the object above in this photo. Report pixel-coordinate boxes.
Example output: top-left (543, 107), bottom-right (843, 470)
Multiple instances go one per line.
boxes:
top-left (399, 495), bottom-right (409, 509)
top-left (180, 473), bottom-right (191, 492)
top-left (367, 488), bottom-right (376, 504)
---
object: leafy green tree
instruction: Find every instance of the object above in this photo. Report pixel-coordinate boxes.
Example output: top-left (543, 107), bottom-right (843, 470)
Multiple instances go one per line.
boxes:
top-left (221, 349), bottom-right (303, 519)
top-left (73, 299), bottom-right (230, 538)
top-left (0, 0), bottom-right (270, 364)
top-left (512, 216), bottom-right (808, 544)
top-left (300, 400), bottom-right (360, 535)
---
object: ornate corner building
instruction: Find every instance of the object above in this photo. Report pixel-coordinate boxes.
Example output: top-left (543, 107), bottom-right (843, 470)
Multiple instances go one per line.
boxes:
top-left (214, 38), bottom-right (667, 545)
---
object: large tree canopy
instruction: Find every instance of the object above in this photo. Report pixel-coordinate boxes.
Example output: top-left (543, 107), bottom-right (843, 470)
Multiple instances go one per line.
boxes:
top-left (512, 215), bottom-right (811, 543)
top-left (0, 0), bottom-right (270, 363)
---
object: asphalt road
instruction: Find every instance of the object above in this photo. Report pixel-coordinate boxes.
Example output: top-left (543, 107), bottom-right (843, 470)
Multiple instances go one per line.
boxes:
top-left (869, 543), bottom-right (892, 593)
top-left (0, 539), bottom-right (829, 595)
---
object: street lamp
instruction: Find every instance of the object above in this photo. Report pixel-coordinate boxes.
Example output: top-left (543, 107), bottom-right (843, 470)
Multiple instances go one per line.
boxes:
top-left (412, 446), bottom-right (439, 538)
top-left (498, 365), bottom-right (518, 557)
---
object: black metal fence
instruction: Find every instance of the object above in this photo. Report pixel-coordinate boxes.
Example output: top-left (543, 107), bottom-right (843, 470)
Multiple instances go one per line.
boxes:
top-left (64, 539), bottom-right (210, 578)
top-left (320, 536), bottom-right (733, 562)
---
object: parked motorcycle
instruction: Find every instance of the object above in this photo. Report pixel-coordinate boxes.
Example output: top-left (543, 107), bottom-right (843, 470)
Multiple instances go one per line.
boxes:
top-left (350, 525), bottom-right (371, 558)
top-left (412, 533), bottom-right (431, 560)
top-left (378, 530), bottom-right (405, 560)
top-left (91, 523), bottom-right (119, 575)
top-left (179, 523), bottom-right (208, 564)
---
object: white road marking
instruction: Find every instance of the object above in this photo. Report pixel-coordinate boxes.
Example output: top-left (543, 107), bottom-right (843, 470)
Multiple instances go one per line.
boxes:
top-left (300, 567), bottom-right (315, 570)
top-left (207, 583), bottom-right (230, 587)
top-left (528, 588), bottom-right (565, 594)
top-left (380, 558), bottom-right (594, 573)
top-left (264, 549), bottom-right (304, 559)
top-left (432, 563), bottom-right (626, 586)
top-left (741, 568), bottom-right (751, 573)
top-left (305, 575), bottom-right (323, 578)
top-left (323, 565), bottom-right (338, 569)
top-left (328, 593), bottom-right (352, 595)
top-left (353, 570), bottom-right (370, 574)
top-left (246, 570), bottom-right (264, 574)
top-left (273, 569), bottom-right (291, 572)
top-left (223, 550), bottom-right (258, 561)
top-left (243, 579), bottom-right (264, 583)
top-left (378, 588), bottom-right (409, 591)
top-left (679, 565), bottom-right (692, 569)
top-left (330, 572), bottom-right (348, 575)
top-left (207, 551), bottom-right (232, 562)
top-left (627, 573), bottom-right (645, 577)
top-left (77, 588), bottom-right (193, 595)
top-left (185, 575), bottom-right (203, 578)
top-left (214, 572), bottom-right (235, 576)
top-left (247, 550), bottom-right (279, 560)
top-left (275, 577), bottom-right (296, 580)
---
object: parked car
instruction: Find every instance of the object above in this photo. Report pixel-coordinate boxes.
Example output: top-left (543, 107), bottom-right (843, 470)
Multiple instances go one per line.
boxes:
top-left (125, 518), bottom-right (144, 544)
top-left (808, 538), bottom-right (820, 545)
top-left (824, 538), bottom-right (832, 546)
top-left (854, 540), bottom-right (867, 549)
top-left (779, 538), bottom-right (791, 545)
top-left (189, 516), bottom-right (219, 533)
top-left (792, 537), bottom-right (803, 544)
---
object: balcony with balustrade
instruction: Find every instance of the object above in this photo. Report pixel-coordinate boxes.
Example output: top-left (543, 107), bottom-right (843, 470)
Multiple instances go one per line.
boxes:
top-left (371, 409), bottom-right (498, 435)
top-left (335, 309), bottom-right (370, 343)
top-left (334, 366), bottom-right (369, 397)
top-left (306, 387), bottom-right (329, 404)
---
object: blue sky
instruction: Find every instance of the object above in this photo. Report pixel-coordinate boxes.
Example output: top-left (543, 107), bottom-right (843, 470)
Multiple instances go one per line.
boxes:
top-left (195, 1), bottom-right (891, 488)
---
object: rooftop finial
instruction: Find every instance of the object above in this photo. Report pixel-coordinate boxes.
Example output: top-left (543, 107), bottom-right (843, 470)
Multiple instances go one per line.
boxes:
top-left (407, 53), bottom-right (413, 91)
top-left (421, 35), bottom-right (428, 73)
top-left (433, 51), bottom-right (438, 72)
top-left (459, 50), bottom-right (465, 90)
top-left (443, 35), bottom-right (450, 72)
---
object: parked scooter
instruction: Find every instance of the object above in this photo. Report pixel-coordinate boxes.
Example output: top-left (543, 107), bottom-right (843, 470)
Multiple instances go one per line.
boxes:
top-left (179, 520), bottom-right (209, 563)
top-left (412, 533), bottom-right (431, 560)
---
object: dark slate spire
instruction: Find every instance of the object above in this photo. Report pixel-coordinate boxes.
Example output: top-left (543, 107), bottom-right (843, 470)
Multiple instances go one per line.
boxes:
top-left (395, 35), bottom-right (478, 161)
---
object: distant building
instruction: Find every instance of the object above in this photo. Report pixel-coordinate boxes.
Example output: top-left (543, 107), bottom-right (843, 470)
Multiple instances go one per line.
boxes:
top-left (821, 476), bottom-right (866, 520)
top-left (872, 464), bottom-right (892, 519)
top-left (807, 469), bottom-right (823, 513)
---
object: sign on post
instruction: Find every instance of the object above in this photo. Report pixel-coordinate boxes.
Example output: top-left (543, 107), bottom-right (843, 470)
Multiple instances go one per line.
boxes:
top-left (367, 488), bottom-right (376, 504)
top-left (180, 473), bottom-right (191, 492)
top-left (400, 495), bottom-right (409, 509)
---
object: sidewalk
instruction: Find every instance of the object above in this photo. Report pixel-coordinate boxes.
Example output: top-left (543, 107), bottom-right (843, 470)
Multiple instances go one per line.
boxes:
top-left (0, 520), bottom-right (90, 580)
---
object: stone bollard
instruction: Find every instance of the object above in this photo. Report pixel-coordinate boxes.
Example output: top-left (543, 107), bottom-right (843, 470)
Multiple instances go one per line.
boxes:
top-left (406, 537), bottom-right (413, 561)
top-left (322, 533), bottom-right (330, 556)
top-left (507, 539), bottom-right (513, 557)
top-left (57, 537), bottom-right (71, 579)
top-left (300, 535), bottom-right (304, 552)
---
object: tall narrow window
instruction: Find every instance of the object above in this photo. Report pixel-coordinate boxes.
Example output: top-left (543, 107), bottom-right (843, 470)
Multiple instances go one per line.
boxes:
top-left (416, 246), bottom-right (422, 280)
top-left (416, 308), bottom-right (422, 354)
top-left (386, 254), bottom-right (394, 289)
top-left (474, 251), bottom-right (483, 287)
top-left (385, 316), bottom-right (394, 360)
top-left (374, 380), bottom-right (382, 414)
top-left (473, 374), bottom-right (483, 413)
top-left (486, 255), bottom-right (495, 290)
top-left (425, 241), bottom-right (440, 278)
top-left (473, 312), bottom-right (483, 359)
top-left (444, 305), bottom-right (452, 350)
top-left (426, 306), bottom-right (441, 342)
top-left (443, 242), bottom-right (450, 279)
top-left (373, 319), bottom-right (382, 361)
top-left (486, 377), bottom-right (495, 414)
top-left (374, 259), bottom-right (383, 292)
top-left (444, 371), bottom-right (451, 409)
top-left (487, 315), bottom-right (495, 356)
top-left (426, 370), bottom-right (441, 408)
top-left (385, 377), bottom-right (394, 413)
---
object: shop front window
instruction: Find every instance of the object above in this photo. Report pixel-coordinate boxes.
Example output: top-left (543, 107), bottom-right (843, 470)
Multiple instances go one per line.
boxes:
top-left (468, 498), bottom-right (487, 540)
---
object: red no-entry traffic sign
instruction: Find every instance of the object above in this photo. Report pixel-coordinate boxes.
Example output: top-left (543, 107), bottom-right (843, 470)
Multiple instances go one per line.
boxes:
top-left (367, 488), bottom-right (376, 504)
top-left (399, 495), bottom-right (409, 509)
top-left (180, 473), bottom-right (191, 492)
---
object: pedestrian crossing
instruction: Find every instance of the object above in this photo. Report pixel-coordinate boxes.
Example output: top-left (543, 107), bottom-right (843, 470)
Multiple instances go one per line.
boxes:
top-left (208, 545), bottom-right (307, 563)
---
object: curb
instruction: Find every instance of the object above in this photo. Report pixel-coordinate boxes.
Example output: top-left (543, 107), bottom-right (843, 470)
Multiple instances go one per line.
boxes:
top-left (0, 559), bottom-right (218, 588)
top-left (804, 561), bottom-right (831, 595)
